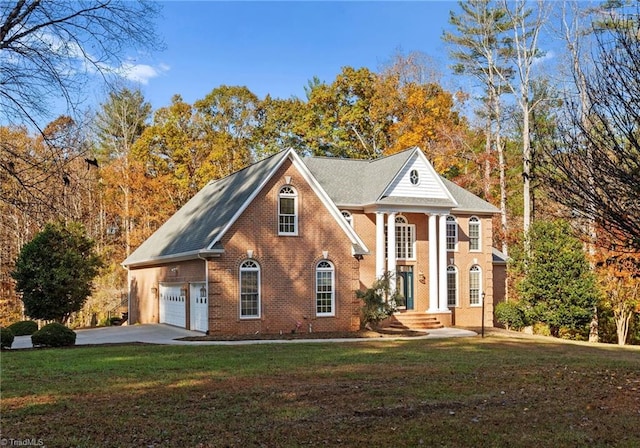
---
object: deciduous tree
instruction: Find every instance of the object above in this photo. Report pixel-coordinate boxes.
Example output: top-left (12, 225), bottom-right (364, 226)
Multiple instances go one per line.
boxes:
top-left (443, 0), bottom-right (512, 256)
top-left (595, 251), bottom-right (640, 345)
top-left (542, 20), bottom-right (640, 250)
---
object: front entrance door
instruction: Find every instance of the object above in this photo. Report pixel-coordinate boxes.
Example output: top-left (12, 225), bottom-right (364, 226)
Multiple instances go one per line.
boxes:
top-left (396, 266), bottom-right (414, 310)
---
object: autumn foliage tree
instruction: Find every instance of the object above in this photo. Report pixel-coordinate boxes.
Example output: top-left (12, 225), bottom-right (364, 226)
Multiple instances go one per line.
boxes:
top-left (595, 251), bottom-right (640, 346)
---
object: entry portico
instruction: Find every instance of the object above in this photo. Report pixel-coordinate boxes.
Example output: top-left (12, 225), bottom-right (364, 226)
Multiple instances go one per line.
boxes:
top-left (374, 210), bottom-right (453, 314)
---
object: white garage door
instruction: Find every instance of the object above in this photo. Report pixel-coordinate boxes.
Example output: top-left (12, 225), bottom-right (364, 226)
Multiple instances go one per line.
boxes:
top-left (159, 284), bottom-right (186, 328)
top-left (190, 283), bottom-right (208, 332)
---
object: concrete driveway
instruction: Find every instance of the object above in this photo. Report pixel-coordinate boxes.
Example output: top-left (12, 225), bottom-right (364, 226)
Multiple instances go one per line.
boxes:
top-left (9, 324), bottom-right (477, 349)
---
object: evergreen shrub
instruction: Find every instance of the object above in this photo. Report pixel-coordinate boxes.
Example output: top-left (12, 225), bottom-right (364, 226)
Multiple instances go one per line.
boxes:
top-left (494, 301), bottom-right (526, 330)
top-left (31, 323), bottom-right (76, 347)
top-left (8, 320), bottom-right (38, 336)
top-left (1, 327), bottom-right (14, 349)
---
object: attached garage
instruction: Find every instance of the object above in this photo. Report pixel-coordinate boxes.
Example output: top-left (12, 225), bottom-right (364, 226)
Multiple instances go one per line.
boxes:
top-left (159, 284), bottom-right (186, 328)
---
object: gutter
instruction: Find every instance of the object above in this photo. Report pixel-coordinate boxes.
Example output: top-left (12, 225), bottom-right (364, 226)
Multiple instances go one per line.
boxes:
top-left (122, 248), bottom-right (224, 269)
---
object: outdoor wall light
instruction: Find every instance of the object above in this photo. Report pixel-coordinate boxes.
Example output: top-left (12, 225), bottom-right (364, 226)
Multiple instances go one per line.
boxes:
top-left (418, 271), bottom-right (426, 282)
top-left (151, 287), bottom-right (158, 297)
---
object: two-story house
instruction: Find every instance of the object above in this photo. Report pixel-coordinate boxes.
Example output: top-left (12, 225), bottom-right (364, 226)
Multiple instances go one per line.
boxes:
top-left (123, 147), bottom-right (502, 334)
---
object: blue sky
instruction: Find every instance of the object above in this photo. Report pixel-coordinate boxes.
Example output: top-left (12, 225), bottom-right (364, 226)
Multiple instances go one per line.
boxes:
top-left (126, 1), bottom-right (462, 111)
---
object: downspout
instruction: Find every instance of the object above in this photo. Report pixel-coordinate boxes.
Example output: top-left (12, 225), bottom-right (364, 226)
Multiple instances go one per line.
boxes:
top-left (125, 266), bottom-right (131, 325)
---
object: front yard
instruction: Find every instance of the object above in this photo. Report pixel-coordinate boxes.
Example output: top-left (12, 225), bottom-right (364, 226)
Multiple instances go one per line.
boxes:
top-left (1, 335), bottom-right (639, 447)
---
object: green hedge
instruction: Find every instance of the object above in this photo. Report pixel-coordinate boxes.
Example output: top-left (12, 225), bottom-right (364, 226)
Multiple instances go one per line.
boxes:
top-left (31, 323), bottom-right (76, 348)
top-left (8, 320), bottom-right (38, 336)
top-left (1, 327), bottom-right (15, 349)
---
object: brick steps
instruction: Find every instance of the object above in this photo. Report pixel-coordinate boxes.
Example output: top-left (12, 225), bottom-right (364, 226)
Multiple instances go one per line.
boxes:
top-left (384, 312), bottom-right (444, 330)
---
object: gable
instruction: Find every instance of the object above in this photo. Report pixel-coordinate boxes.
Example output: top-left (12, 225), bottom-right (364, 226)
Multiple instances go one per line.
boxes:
top-left (123, 149), bottom-right (369, 267)
top-left (382, 150), bottom-right (455, 203)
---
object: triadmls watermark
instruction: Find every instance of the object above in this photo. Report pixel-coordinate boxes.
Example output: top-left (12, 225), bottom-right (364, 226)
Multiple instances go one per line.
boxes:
top-left (0, 438), bottom-right (45, 447)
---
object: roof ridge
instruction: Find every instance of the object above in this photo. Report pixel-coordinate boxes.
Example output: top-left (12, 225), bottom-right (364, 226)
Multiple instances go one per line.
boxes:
top-left (206, 149), bottom-right (290, 186)
top-left (305, 146), bottom-right (418, 164)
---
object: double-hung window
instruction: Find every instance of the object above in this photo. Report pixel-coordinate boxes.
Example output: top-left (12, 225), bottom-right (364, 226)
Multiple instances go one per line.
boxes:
top-left (447, 265), bottom-right (458, 307)
top-left (446, 216), bottom-right (458, 251)
top-left (240, 260), bottom-right (260, 318)
top-left (394, 215), bottom-right (415, 260)
top-left (278, 186), bottom-right (297, 235)
top-left (469, 265), bottom-right (482, 306)
top-left (316, 260), bottom-right (335, 316)
top-left (469, 216), bottom-right (481, 251)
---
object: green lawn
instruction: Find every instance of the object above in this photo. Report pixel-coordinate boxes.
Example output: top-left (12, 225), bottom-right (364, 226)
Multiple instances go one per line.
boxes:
top-left (1, 335), bottom-right (639, 448)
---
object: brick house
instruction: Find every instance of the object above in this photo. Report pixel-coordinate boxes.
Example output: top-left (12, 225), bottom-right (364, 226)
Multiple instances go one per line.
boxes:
top-left (123, 147), bottom-right (503, 334)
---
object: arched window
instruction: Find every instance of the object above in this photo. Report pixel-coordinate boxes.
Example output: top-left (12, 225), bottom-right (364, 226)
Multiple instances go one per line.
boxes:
top-left (409, 169), bottom-right (420, 185)
top-left (446, 215), bottom-right (458, 251)
top-left (341, 210), bottom-right (353, 228)
top-left (239, 260), bottom-right (260, 318)
top-left (316, 260), bottom-right (335, 316)
top-left (447, 265), bottom-right (458, 307)
top-left (469, 265), bottom-right (482, 306)
top-left (394, 215), bottom-right (415, 260)
top-left (278, 186), bottom-right (298, 235)
top-left (469, 216), bottom-right (481, 251)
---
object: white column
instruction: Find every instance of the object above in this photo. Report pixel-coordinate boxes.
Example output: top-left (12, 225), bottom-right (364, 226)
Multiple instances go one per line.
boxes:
top-left (375, 212), bottom-right (385, 279)
top-left (428, 213), bottom-right (438, 313)
top-left (387, 212), bottom-right (397, 292)
top-left (438, 214), bottom-right (450, 312)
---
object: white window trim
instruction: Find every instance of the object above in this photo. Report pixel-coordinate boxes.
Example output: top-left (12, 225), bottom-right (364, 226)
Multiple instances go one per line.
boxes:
top-left (278, 186), bottom-right (298, 236)
top-left (341, 210), bottom-right (353, 228)
top-left (316, 260), bottom-right (335, 317)
top-left (409, 169), bottom-right (420, 186)
top-left (469, 265), bottom-right (482, 307)
top-left (447, 265), bottom-right (459, 307)
top-left (469, 216), bottom-right (481, 252)
top-left (239, 259), bottom-right (261, 319)
top-left (390, 215), bottom-right (416, 261)
top-left (446, 215), bottom-right (458, 252)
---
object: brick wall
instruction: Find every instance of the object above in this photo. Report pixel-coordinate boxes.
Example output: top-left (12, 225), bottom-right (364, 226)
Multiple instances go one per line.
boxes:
top-left (206, 158), bottom-right (362, 335)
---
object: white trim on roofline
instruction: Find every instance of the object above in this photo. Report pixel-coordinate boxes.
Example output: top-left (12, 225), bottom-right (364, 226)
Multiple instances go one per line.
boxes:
top-left (208, 149), bottom-right (370, 255)
top-left (379, 147), bottom-right (459, 207)
top-left (289, 152), bottom-right (370, 255)
top-left (124, 248), bottom-right (224, 268)
top-left (207, 150), bottom-right (290, 250)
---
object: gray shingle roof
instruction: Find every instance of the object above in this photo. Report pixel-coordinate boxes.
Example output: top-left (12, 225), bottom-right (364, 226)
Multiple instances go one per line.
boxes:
top-left (124, 147), bottom-right (499, 267)
top-left (303, 149), bottom-right (417, 206)
top-left (440, 177), bottom-right (500, 214)
top-left (304, 148), bottom-right (498, 213)
top-left (123, 150), bottom-right (290, 266)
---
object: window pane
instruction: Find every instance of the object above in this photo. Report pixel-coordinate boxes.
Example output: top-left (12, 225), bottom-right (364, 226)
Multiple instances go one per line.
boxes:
top-left (447, 269), bottom-right (457, 307)
top-left (447, 217), bottom-right (457, 251)
top-left (280, 197), bottom-right (295, 215)
top-left (469, 218), bottom-right (480, 251)
top-left (240, 268), bottom-right (259, 317)
top-left (241, 271), bottom-right (258, 293)
top-left (469, 267), bottom-right (480, 305)
top-left (316, 265), bottom-right (334, 315)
